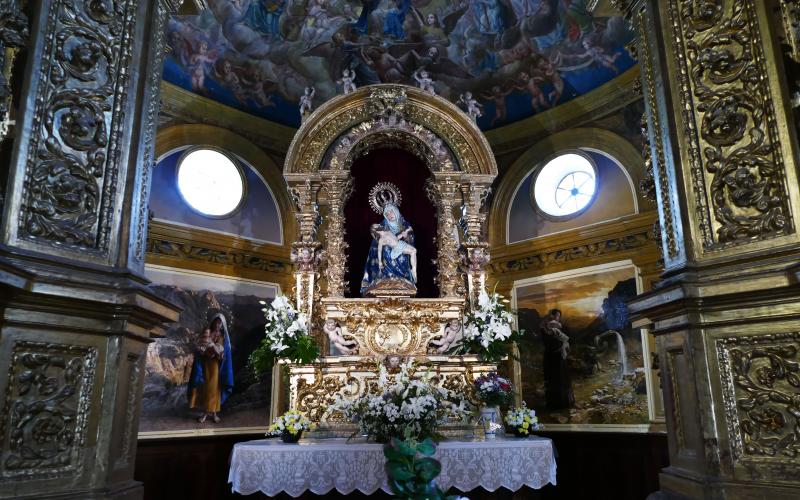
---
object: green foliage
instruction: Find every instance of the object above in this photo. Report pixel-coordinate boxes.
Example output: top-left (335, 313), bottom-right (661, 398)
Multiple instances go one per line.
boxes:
top-left (247, 334), bottom-right (319, 377)
top-left (448, 288), bottom-right (524, 363)
top-left (383, 438), bottom-right (460, 500)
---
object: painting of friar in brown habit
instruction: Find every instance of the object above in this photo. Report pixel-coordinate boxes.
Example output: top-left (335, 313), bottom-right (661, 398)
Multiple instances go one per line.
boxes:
top-left (514, 261), bottom-right (649, 426)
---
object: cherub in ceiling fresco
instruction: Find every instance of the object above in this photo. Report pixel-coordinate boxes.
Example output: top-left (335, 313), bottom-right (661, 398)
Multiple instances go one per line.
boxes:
top-left (163, 0), bottom-right (635, 129)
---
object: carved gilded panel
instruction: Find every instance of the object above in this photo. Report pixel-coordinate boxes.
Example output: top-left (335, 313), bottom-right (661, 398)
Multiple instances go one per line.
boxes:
top-left (717, 332), bottom-right (800, 466)
top-left (15, 0), bottom-right (137, 254)
top-left (667, 0), bottom-right (793, 248)
top-left (0, 341), bottom-right (98, 480)
top-left (491, 228), bottom-right (656, 275)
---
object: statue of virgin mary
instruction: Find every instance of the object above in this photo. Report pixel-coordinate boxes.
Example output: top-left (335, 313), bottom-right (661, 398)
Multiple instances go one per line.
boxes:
top-left (360, 183), bottom-right (418, 296)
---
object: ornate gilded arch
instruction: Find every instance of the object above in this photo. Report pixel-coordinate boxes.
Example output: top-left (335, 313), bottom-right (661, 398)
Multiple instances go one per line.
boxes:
top-left (284, 85), bottom-right (497, 176)
top-left (283, 85), bottom-right (498, 315)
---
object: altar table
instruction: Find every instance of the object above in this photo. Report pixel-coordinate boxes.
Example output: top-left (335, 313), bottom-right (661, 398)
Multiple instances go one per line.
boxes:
top-left (228, 436), bottom-right (557, 497)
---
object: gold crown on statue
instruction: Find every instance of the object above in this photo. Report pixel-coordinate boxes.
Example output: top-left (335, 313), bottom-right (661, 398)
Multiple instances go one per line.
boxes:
top-left (368, 182), bottom-right (402, 214)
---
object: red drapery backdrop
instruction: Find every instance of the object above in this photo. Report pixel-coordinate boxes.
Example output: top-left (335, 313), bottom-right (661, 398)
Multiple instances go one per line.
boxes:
top-left (344, 148), bottom-right (438, 298)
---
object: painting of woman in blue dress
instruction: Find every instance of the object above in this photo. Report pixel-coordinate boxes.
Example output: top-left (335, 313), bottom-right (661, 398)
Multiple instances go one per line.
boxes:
top-left (360, 203), bottom-right (418, 296)
top-left (187, 313), bottom-right (234, 424)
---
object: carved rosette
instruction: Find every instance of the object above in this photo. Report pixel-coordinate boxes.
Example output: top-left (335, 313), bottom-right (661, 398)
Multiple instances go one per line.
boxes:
top-left (0, 341), bottom-right (98, 480)
top-left (668, 0), bottom-right (793, 248)
top-left (716, 332), bottom-right (800, 472)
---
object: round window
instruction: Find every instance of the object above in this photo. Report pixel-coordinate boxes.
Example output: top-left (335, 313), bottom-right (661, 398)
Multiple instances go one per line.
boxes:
top-left (176, 148), bottom-right (245, 217)
top-left (532, 152), bottom-right (597, 219)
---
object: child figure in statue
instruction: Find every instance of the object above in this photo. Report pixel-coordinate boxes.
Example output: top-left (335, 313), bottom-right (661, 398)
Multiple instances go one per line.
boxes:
top-left (360, 202), bottom-right (417, 295)
top-left (370, 223), bottom-right (416, 279)
top-left (188, 314), bottom-right (234, 424)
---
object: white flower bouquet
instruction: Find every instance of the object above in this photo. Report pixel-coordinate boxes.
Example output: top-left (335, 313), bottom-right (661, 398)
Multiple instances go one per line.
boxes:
top-left (330, 360), bottom-right (469, 443)
top-left (449, 290), bottom-right (523, 362)
top-left (504, 403), bottom-right (542, 437)
top-left (248, 295), bottom-right (319, 375)
top-left (268, 410), bottom-right (315, 443)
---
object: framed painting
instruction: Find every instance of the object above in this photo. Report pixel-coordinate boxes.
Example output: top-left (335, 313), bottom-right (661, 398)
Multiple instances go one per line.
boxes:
top-left (512, 260), bottom-right (656, 431)
top-left (138, 265), bottom-right (279, 438)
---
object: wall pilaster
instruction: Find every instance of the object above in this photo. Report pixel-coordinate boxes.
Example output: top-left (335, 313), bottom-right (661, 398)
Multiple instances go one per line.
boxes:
top-left (626, 0), bottom-right (800, 497)
top-left (0, 1), bottom-right (181, 498)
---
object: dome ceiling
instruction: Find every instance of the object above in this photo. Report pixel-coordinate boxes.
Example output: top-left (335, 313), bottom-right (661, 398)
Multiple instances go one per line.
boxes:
top-left (164, 0), bottom-right (635, 130)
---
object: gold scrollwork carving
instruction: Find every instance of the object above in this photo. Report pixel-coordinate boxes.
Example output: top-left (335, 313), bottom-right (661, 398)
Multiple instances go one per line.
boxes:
top-left (295, 368), bottom-right (346, 423)
top-left (330, 298), bottom-right (460, 356)
top-left (146, 238), bottom-right (289, 273)
top-left (779, 0), bottom-right (800, 63)
top-left (285, 84), bottom-right (497, 177)
top-left (0, 341), bottom-right (98, 480)
top-left (717, 332), bottom-right (800, 465)
top-left (290, 357), bottom-right (496, 426)
top-left (669, 0), bottom-right (792, 248)
top-left (492, 229), bottom-right (655, 274)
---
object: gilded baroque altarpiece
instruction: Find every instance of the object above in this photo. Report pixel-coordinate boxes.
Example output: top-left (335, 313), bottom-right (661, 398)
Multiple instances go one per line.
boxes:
top-left (278, 85), bottom-right (500, 431)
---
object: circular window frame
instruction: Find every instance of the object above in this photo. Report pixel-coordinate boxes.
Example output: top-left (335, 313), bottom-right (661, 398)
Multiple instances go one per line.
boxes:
top-left (175, 146), bottom-right (248, 219)
top-left (529, 149), bottom-right (599, 222)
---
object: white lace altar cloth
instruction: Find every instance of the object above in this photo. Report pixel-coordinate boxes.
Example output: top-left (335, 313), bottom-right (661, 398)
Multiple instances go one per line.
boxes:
top-left (228, 436), bottom-right (557, 497)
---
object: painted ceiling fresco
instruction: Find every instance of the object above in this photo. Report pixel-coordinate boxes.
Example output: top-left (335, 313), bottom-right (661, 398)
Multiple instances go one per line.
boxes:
top-left (164, 0), bottom-right (635, 130)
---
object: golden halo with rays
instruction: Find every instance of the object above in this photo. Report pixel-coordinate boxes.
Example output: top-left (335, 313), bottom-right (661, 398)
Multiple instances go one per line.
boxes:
top-left (368, 182), bottom-right (402, 215)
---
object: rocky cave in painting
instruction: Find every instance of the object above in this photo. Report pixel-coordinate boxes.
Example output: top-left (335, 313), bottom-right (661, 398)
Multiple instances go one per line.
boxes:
top-left (139, 285), bottom-right (272, 433)
top-left (164, 0), bottom-right (636, 129)
top-left (516, 266), bottom-right (649, 426)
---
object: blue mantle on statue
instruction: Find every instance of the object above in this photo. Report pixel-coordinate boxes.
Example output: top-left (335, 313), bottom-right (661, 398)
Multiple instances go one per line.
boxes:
top-left (360, 205), bottom-right (416, 296)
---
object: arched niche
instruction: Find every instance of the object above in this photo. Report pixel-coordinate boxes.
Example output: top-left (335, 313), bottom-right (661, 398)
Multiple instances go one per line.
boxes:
top-left (488, 128), bottom-right (648, 247)
top-left (155, 124), bottom-right (296, 247)
top-left (283, 85), bottom-right (498, 306)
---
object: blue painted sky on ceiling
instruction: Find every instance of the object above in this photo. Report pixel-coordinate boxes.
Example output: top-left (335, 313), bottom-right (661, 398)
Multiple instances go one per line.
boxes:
top-left (163, 0), bottom-right (635, 130)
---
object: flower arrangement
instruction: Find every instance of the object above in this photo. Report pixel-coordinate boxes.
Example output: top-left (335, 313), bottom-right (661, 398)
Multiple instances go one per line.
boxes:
top-left (473, 372), bottom-right (514, 408)
top-left (268, 410), bottom-right (315, 443)
top-left (450, 289), bottom-right (523, 362)
top-left (248, 295), bottom-right (319, 375)
top-left (331, 360), bottom-right (469, 443)
top-left (504, 403), bottom-right (542, 437)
